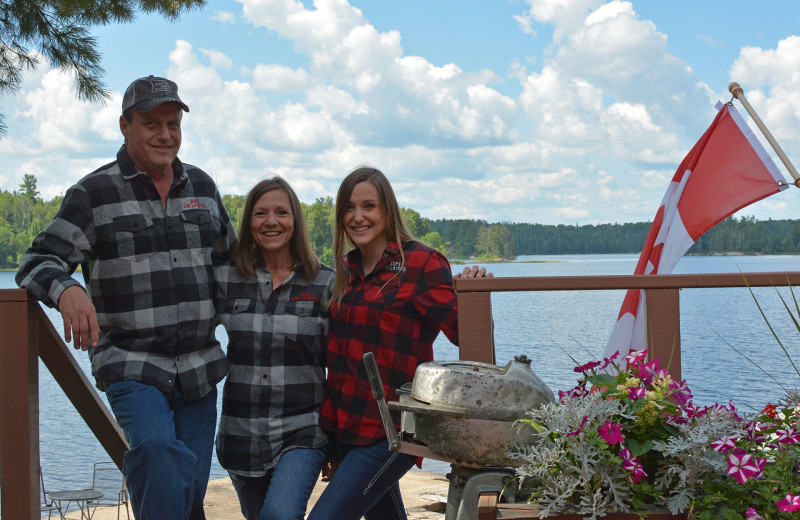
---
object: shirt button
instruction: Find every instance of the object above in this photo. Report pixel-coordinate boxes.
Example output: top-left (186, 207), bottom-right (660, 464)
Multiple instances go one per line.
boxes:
top-left (173, 257), bottom-right (178, 263)
top-left (262, 375), bottom-right (267, 379)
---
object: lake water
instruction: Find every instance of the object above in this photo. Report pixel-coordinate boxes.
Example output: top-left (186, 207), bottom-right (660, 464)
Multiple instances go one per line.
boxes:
top-left (3, 253), bottom-right (800, 492)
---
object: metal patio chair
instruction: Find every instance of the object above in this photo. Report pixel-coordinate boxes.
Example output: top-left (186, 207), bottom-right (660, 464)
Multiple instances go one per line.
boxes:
top-left (40, 465), bottom-right (60, 519)
top-left (87, 461), bottom-right (130, 520)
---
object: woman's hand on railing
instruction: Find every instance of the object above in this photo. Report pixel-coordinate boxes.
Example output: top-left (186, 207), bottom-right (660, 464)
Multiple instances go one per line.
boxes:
top-left (453, 265), bottom-right (494, 279)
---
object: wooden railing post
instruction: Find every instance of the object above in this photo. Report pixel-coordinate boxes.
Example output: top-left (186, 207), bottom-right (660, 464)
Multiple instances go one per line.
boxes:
top-left (38, 307), bottom-right (129, 469)
top-left (0, 289), bottom-right (40, 519)
top-left (455, 280), bottom-right (495, 364)
top-left (644, 288), bottom-right (682, 382)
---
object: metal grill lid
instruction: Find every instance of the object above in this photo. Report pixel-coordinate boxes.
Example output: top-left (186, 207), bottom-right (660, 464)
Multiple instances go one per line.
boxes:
top-left (407, 355), bottom-right (555, 420)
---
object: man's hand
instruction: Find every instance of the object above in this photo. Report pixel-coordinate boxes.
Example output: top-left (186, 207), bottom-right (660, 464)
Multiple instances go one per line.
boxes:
top-left (453, 265), bottom-right (494, 279)
top-left (58, 286), bottom-right (99, 350)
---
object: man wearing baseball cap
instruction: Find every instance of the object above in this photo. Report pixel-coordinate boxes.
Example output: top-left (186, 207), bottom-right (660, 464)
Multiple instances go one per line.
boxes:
top-left (17, 76), bottom-right (236, 519)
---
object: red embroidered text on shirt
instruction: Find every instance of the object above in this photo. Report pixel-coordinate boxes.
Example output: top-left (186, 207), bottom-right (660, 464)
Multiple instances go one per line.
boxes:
top-left (291, 292), bottom-right (319, 302)
top-left (183, 198), bottom-right (207, 209)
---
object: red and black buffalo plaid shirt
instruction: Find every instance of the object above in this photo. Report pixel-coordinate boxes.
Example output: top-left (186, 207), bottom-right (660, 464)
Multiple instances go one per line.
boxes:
top-left (319, 240), bottom-right (459, 445)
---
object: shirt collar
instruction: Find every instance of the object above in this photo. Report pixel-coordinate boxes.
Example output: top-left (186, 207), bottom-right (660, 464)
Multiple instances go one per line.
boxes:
top-left (345, 241), bottom-right (401, 281)
top-left (117, 144), bottom-right (188, 186)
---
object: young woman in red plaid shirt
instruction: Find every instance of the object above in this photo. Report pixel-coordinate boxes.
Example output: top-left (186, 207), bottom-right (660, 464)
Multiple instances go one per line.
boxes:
top-left (309, 167), bottom-right (490, 520)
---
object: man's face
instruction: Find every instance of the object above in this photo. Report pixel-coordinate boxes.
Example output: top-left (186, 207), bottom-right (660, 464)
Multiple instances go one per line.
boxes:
top-left (119, 103), bottom-right (183, 177)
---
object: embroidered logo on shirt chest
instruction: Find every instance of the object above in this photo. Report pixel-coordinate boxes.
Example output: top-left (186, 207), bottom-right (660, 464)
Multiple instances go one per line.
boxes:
top-left (387, 261), bottom-right (405, 273)
top-left (291, 292), bottom-right (319, 302)
top-left (183, 198), bottom-right (207, 209)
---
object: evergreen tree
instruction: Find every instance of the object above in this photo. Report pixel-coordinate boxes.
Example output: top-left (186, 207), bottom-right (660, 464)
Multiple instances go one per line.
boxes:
top-left (0, 0), bottom-right (205, 136)
top-left (18, 173), bottom-right (39, 198)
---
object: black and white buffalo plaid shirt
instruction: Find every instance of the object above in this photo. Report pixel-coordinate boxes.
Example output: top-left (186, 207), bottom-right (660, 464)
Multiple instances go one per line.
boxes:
top-left (16, 146), bottom-right (236, 401)
top-left (214, 260), bottom-right (334, 476)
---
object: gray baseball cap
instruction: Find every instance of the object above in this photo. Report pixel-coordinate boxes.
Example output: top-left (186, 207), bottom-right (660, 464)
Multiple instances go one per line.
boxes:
top-left (122, 75), bottom-right (190, 113)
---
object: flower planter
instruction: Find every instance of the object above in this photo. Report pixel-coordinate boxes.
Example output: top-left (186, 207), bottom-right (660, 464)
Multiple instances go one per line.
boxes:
top-left (477, 492), bottom-right (688, 520)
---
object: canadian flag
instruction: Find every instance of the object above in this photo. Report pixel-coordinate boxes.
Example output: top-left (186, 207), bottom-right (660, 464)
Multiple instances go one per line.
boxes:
top-left (604, 102), bottom-right (789, 361)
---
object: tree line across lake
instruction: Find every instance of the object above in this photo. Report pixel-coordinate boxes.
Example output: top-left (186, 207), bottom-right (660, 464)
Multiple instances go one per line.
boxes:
top-left (2, 175), bottom-right (799, 269)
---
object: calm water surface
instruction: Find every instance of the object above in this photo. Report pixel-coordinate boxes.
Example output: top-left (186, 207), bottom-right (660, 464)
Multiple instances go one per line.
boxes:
top-left (3, 253), bottom-right (800, 491)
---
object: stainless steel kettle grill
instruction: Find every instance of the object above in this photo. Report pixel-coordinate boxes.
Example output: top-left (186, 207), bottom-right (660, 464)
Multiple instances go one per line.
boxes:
top-left (362, 352), bottom-right (555, 520)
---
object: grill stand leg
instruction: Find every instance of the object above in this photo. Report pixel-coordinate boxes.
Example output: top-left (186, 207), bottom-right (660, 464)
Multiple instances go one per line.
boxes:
top-left (445, 466), bottom-right (517, 520)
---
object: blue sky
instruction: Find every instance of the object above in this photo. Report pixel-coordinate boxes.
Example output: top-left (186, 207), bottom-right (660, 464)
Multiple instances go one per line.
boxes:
top-left (2, 0), bottom-right (800, 225)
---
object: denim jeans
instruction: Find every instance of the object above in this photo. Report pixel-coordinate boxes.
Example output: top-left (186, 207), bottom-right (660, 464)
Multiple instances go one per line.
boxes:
top-left (106, 379), bottom-right (217, 520)
top-left (307, 439), bottom-right (416, 520)
top-left (229, 447), bottom-right (325, 520)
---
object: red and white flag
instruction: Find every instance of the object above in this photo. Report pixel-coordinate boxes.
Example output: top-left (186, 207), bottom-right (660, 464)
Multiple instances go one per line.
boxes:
top-left (604, 102), bottom-right (789, 361)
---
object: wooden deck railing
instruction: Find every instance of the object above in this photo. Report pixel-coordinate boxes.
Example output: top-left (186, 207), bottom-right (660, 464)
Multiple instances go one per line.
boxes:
top-left (455, 271), bottom-right (800, 382)
top-left (0, 289), bottom-right (128, 520)
top-left (3, 270), bottom-right (800, 518)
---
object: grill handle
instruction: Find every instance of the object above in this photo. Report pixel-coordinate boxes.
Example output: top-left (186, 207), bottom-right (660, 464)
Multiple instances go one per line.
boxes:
top-left (362, 352), bottom-right (401, 450)
top-left (363, 352), bottom-right (385, 400)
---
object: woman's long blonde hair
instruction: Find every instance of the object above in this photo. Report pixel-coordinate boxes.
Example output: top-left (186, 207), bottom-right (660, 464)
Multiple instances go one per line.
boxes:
top-left (329, 167), bottom-right (415, 305)
top-left (232, 176), bottom-right (321, 280)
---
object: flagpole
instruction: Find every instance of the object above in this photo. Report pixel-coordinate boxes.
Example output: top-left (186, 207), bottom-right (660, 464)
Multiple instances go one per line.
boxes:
top-left (729, 82), bottom-right (800, 187)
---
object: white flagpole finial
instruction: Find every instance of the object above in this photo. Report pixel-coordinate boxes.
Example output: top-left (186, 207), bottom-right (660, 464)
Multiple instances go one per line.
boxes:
top-left (729, 82), bottom-right (800, 187)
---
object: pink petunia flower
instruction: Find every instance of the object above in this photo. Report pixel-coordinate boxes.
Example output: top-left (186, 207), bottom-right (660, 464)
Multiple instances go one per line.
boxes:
top-left (566, 416), bottom-right (589, 437)
top-left (637, 360), bottom-right (660, 384)
top-left (624, 349), bottom-right (647, 367)
top-left (600, 351), bottom-right (619, 370)
top-left (666, 414), bottom-right (688, 425)
top-left (727, 448), bottom-right (763, 484)
top-left (681, 403), bottom-right (708, 418)
top-left (628, 387), bottom-right (646, 400)
top-left (597, 419), bottom-right (624, 445)
top-left (574, 360), bottom-right (601, 373)
top-left (710, 436), bottom-right (738, 452)
top-left (669, 379), bottom-right (693, 405)
top-left (630, 465), bottom-right (648, 483)
top-left (776, 428), bottom-right (800, 445)
top-left (744, 421), bottom-right (766, 443)
top-left (776, 494), bottom-right (800, 513)
top-left (620, 446), bottom-right (647, 482)
top-left (745, 507), bottom-right (765, 520)
top-left (559, 385), bottom-right (589, 402)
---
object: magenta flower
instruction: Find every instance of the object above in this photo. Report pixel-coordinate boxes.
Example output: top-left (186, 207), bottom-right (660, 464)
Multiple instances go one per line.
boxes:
top-left (566, 416), bottom-right (588, 437)
top-left (559, 385), bottom-right (589, 401)
top-left (630, 465), bottom-right (648, 483)
top-left (776, 428), bottom-right (800, 445)
top-left (600, 351), bottom-right (619, 370)
top-left (624, 349), bottom-right (647, 367)
top-left (681, 403), bottom-right (708, 418)
top-left (727, 448), bottom-right (763, 484)
top-left (710, 436), bottom-right (738, 452)
top-left (620, 446), bottom-right (647, 482)
top-left (745, 507), bottom-right (765, 520)
top-left (669, 379), bottom-right (693, 405)
top-left (637, 360), bottom-right (660, 383)
top-left (666, 414), bottom-right (688, 425)
top-left (744, 421), bottom-right (766, 443)
top-left (597, 419), bottom-right (624, 445)
top-left (628, 387), bottom-right (645, 400)
top-left (574, 360), bottom-right (601, 373)
top-left (776, 494), bottom-right (800, 513)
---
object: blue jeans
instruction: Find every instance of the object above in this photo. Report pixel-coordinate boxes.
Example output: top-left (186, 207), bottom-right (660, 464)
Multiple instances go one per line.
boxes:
top-left (229, 447), bottom-right (325, 520)
top-left (106, 379), bottom-right (217, 520)
top-left (307, 439), bottom-right (416, 520)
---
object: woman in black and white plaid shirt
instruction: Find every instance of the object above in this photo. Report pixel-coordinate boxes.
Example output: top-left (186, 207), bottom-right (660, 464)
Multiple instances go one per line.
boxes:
top-left (214, 177), bottom-right (335, 520)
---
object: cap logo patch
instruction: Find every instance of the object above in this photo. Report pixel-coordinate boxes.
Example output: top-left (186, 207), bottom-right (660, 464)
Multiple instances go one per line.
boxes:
top-left (150, 78), bottom-right (170, 93)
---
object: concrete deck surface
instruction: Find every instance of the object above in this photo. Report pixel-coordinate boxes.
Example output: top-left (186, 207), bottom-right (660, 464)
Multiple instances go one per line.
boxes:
top-left (56, 470), bottom-right (449, 519)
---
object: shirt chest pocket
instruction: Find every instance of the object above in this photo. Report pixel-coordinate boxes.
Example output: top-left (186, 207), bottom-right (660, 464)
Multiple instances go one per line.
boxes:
top-left (221, 298), bottom-right (258, 330)
top-left (113, 214), bottom-right (156, 260)
top-left (180, 209), bottom-right (217, 249)
top-left (364, 275), bottom-right (404, 305)
top-left (284, 300), bottom-right (322, 337)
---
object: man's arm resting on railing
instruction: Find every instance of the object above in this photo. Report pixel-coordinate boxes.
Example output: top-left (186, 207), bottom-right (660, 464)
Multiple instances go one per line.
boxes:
top-left (57, 286), bottom-right (99, 351)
